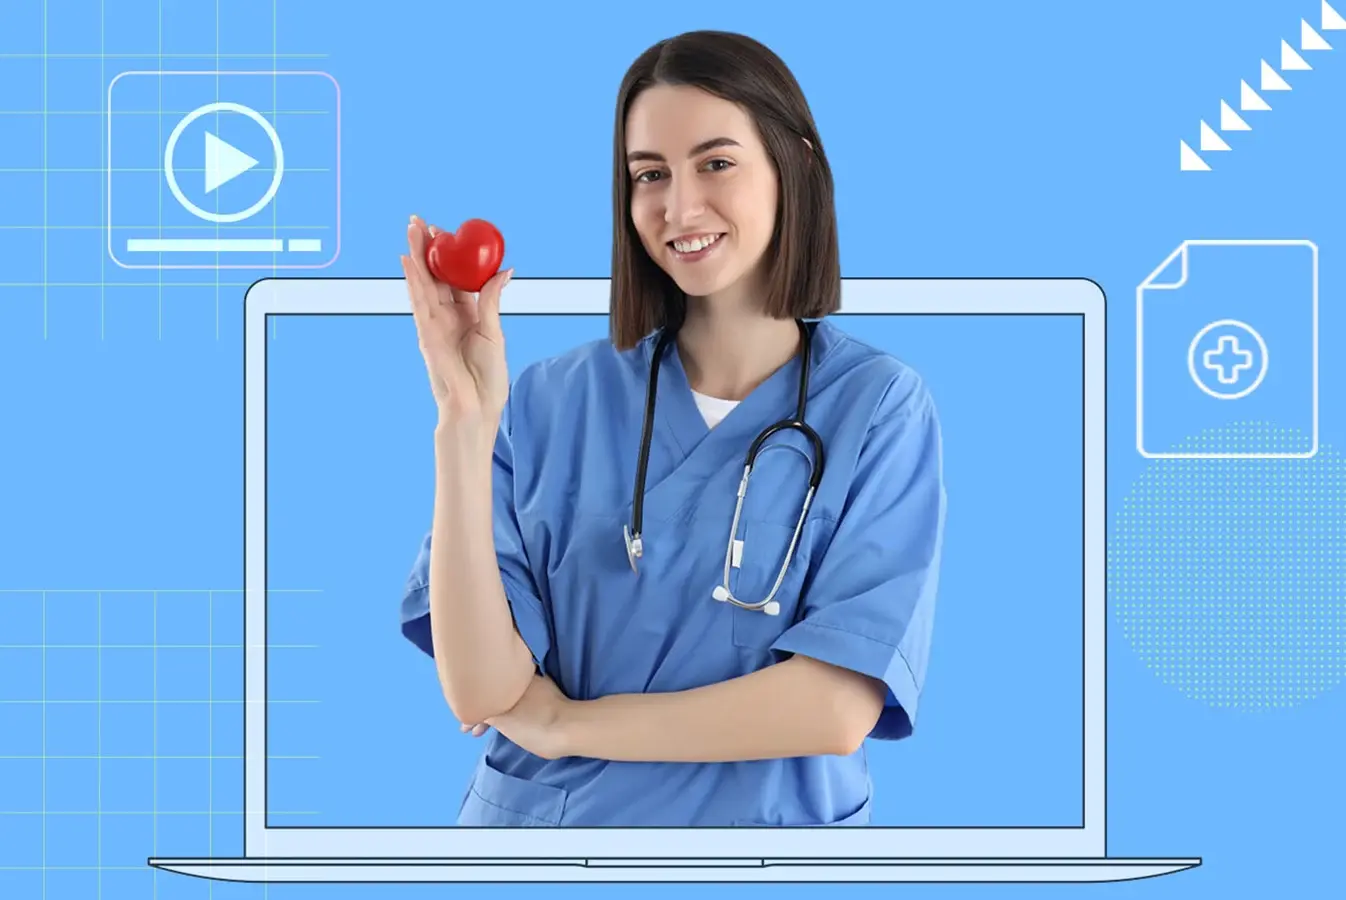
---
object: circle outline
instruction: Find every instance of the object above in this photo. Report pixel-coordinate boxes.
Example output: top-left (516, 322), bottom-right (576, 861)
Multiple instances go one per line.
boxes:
top-left (163, 101), bottom-right (285, 224)
top-left (1186, 318), bottom-right (1269, 400)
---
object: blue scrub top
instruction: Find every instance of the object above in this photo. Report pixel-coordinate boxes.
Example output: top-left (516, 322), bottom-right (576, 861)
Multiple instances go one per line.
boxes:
top-left (400, 316), bottom-right (946, 827)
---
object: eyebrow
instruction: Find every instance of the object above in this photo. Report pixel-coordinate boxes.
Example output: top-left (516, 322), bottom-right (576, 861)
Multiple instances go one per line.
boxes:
top-left (626, 136), bottom-right (741, 164)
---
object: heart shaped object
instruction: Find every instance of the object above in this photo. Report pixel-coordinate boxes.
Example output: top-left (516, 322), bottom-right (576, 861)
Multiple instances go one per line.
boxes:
top-left (425, 218), bottom-right (506, 292)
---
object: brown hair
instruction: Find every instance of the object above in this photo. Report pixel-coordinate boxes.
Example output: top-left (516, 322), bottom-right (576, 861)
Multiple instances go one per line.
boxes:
top-left (609, 30), bottom-right (842, 350)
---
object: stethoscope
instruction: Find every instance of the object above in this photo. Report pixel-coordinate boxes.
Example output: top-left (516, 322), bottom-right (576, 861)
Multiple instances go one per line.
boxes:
top-left (622, 318), bottom-right (825, 616)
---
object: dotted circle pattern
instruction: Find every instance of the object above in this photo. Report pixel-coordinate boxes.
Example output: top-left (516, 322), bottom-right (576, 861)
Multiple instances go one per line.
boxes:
top-left (1110, 422), bottom-right (1346, 710)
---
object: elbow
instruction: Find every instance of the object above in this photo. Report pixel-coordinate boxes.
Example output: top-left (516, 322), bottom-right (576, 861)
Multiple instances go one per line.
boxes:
top-left (827, 682), bottom-right (887, 756)
top-left (789, 658), bottom-right (888, 756)
top-left (823, 715), bottom-right (877, 758)
top-left (438, 660), bottom-right (534, 726)
top-left (818, 710), bottom-right (872, 758)
top-left (829, 718), bottom-right (872, 757)
top-left (441, 683), bottom-right (521, 727)
top-left (441, 688), bottom-right (484, 728)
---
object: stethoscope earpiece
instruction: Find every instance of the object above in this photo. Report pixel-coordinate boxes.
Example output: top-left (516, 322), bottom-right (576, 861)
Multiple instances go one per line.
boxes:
top-left (712, 584), bottom-right (782, 616)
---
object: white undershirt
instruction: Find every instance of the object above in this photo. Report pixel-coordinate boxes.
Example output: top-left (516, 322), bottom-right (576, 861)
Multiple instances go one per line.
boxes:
top-left (691, 389), bottom-right (741, 428)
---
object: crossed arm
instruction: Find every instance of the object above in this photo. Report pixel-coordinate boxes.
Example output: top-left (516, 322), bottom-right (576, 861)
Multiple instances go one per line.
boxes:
top-left (477, 654), bottom-right (889, 763)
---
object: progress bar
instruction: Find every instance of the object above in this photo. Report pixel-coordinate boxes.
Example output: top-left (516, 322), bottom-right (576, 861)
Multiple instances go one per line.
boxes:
top-left (126, 239), bottom-right (323, 252)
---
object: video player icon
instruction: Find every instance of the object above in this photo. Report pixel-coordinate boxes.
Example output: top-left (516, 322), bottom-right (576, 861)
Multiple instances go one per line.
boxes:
top-left (164, 101), bottom-right (285, 224)
top-left (205, 131), bottom-right (259, 193)
top-left (107, 69), bottom-right (340, 269)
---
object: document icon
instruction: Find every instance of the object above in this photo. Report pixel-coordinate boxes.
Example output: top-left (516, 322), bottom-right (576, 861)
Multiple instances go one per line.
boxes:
top-left (1136, 239), bottom-right (1318, 459)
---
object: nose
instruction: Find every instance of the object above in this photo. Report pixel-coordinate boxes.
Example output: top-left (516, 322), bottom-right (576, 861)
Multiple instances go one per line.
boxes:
top-left (663, 169), bottom-right (707, 226)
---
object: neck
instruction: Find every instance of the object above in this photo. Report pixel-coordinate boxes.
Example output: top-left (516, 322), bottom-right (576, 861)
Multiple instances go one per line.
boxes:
top-left (676, 295), bottom-right (802, 401)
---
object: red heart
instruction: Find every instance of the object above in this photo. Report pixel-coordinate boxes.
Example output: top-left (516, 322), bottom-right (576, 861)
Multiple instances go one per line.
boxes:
top-left (425, 219), bottom-right (505, 292)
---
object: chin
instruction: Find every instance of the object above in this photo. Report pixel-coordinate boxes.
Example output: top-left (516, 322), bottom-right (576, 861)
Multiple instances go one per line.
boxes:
top-left (667, 270), bottom-right (733, 298)
top-left (660, 254), bottom-right (740, 299)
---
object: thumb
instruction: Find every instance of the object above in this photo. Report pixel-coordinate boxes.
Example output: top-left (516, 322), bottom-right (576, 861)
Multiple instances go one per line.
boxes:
top-left (476, 267), bottom-right (512, 343)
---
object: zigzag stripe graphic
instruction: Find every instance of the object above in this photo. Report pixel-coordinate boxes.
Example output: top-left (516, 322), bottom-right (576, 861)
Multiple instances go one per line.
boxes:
top-left (1180, 1), bottom-right (1346, 170)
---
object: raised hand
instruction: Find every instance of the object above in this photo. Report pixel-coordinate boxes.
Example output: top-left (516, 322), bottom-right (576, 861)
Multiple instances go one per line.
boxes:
top-left (401, 215), bottom-right (513, 428)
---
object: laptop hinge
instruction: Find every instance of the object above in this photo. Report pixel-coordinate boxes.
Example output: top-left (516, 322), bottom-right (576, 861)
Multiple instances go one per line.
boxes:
top-left (584, 858), bottom-right (765, 869)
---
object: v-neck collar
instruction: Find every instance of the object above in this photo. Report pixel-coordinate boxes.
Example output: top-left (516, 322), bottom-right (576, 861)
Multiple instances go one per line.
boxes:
top-left (625, 318), bottom-right (841, 527)
top-left (647, 318), bottom-right (836, 465)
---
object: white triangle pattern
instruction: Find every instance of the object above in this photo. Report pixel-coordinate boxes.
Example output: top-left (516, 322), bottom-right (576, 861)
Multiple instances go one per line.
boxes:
top-left (1182, 13), bottom-right (1338, 170)
top-left (1200, 121), bottom-right (1231, 151)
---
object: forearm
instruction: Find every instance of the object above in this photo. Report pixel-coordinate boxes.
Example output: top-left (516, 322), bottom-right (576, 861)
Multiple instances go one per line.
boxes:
top-left (427, 422), bottom-right (535, 724)
top-left (561, 657), bottom-right (880, 763)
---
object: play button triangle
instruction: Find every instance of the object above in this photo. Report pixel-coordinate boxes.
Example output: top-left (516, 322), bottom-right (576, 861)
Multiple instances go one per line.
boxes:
top-left (204, 131), bottom-right (259, 194)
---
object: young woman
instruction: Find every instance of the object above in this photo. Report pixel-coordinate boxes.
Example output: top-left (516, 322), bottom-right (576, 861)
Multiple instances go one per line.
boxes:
top-left (398, 30), bottom-right (946, 827)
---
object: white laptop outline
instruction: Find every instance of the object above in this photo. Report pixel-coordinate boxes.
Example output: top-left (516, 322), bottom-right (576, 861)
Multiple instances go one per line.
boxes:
top-left (149, 276), bottom-right (1201, 884)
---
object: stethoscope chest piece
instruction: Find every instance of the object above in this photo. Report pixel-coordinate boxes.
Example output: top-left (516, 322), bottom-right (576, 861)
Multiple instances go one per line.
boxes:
top-left (623, 523), bottom-right (642, 574)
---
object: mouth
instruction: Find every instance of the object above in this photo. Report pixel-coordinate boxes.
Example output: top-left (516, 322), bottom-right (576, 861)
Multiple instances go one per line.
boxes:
top-left (666, 232), bottom-right (726, 262)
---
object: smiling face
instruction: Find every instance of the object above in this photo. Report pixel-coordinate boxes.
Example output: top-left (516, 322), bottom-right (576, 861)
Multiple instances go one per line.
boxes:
top-left (624, 83), bottom-right (780, 309)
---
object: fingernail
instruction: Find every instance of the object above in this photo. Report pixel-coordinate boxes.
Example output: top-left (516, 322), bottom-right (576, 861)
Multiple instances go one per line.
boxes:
top-left (503, 267), bottom-right (514, 285)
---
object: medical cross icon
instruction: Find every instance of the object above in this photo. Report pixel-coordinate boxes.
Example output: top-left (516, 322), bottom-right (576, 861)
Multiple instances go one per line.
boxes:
top-left (1185, 318), bottom-right (1269, 402)
top-left (1202, 335), bottom-right (1254, 384)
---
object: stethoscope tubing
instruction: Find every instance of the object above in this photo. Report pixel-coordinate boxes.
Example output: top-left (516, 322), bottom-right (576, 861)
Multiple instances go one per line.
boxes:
top-left (624, 318), bottom-right (825, 615)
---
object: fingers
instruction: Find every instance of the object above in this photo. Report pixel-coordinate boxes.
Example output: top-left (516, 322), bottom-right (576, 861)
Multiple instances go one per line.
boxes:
top-left (405, 227), bottom-right (441, 327)
top-left (401, 253), bottom-right (435, 336)
top-left (406, 217), bottom-right (437, 287)
top-left (412, 215), bottom-right (479, 321)
top-left (402, 250), bottom-right (448, 336)
top-left (450, 284), bottom-right (479, 327)
top-left (408, 219), bottom-right (473, 336)
top-left (460, 722), bottom-right (489, 737)
top-left (401, 254), bottom-right (423, 321)
top-left (475, 267), bottom-right (513, 344)
top-left (403, 242), bottom-right (469, 386)
top-left (403, 254), bottom-right (450, 398)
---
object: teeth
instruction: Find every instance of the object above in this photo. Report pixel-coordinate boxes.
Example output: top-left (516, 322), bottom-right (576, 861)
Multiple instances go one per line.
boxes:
top-left (672, 234), bottom-right (721, 253)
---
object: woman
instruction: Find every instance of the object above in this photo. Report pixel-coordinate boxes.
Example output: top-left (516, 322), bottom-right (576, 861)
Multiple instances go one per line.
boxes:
top-left (397, 30), bottom-right (946, 827)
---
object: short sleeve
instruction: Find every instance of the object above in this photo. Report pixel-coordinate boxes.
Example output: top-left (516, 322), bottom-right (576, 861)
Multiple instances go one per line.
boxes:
top-left (769, 374), bottom-right (946, 741)
top-left (398, 393), bottom-right (553, 672)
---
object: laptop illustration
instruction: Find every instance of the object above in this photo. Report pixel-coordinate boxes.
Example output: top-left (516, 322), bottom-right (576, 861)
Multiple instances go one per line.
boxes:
top-left (149, 276), bottom-right (1200, 884)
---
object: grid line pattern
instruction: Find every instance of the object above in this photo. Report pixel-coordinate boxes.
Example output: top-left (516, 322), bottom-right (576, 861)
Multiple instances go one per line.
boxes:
top-left (0, 587), bottom-right (324, 897)
top-left (0, 0), bottom-right (332, 342)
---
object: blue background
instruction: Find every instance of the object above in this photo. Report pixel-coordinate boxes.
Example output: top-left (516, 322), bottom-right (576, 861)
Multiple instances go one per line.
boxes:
top-left (263, 312), bottom-right (1082, 829)
top-left (1, 0), bottom-right (1345, 899)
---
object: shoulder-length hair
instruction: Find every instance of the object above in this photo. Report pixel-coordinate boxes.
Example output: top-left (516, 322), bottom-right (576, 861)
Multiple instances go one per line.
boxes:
top-left (609, 30), bottom-right (842, 350)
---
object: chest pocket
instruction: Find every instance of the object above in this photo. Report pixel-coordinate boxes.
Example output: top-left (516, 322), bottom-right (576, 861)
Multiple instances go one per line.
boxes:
top-left (718, 429), bottom-right (827, 649)
top-left (727, 516), bottom-right (819, 650)
top-left (720, 432), bottom-right (826, 650)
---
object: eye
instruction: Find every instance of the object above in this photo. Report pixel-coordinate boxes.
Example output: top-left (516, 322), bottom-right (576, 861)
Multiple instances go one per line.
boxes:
top-left (633, 169), bottom-right (664, 184)
top-left (703, 157), bottom-right (735, 173)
